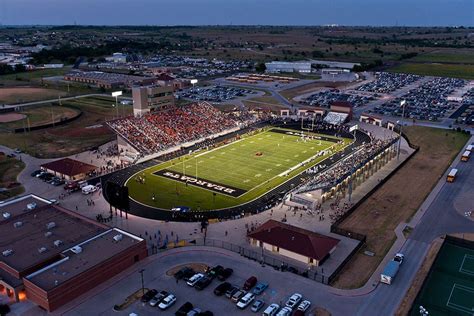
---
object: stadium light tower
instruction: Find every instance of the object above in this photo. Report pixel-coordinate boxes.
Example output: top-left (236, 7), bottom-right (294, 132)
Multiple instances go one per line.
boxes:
top-left (397, 100), bottom-right (406, 161)
top-left (112, 91), bottom-right (123, 118)
top-left (190, 79), bottom-right (198, 89)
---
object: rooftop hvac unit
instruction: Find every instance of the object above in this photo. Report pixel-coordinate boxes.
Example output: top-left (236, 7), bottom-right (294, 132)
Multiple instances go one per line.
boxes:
top-left (71, 246), bottom-right (82, 254)
top-left (46, 222), bottom-right (56, 230)
top-left (44, 231), bottom-right (53, 237)
top-left (2, 249), bottom-right (13, 257)
top-left (2, 212), bottom-right (11, 219)
top-left (113, 234), bottom-right (123, 242)
top-left (53, 240), bottom-right (63, 247)
top-left (38, 247), bottom-right (47, 253)
top-left (13, 221), bottom-right (23, 228)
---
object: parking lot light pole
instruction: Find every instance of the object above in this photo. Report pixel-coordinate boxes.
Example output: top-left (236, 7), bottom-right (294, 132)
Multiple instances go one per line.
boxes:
top-left (139, 269), bottom-right (145, 295)
top-left (397, 100), bottom-right (406, 161)
top-left (112, 91), bottom-right (123, 119)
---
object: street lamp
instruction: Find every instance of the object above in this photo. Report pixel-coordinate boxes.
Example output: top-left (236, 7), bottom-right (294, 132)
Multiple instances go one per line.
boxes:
top-left (138, 269), bottom-right (145, 295)
top-left (112, 91), bottom-right (123, 118)
top-left (397, 100), bottom-right (406, 161)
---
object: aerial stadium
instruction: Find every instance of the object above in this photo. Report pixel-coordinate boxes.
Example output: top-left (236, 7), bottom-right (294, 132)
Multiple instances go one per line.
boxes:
top-left (101, 101), bottom-right (377, 221)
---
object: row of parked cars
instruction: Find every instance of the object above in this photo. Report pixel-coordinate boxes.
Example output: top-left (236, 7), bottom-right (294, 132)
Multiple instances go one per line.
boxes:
top-left (176, 85), bottom-right (255, 102)
top-left (175, 264), bottom-right (312, 316)
top-left (31, 170), bottom-right (65, 186)
top-left (30, 170), bottom-right (99, 195)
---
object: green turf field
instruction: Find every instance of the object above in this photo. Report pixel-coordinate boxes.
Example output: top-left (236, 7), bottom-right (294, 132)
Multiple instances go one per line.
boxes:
top-left (411, 241), bottom-right (474, 316)
top-left (126, 128), bottom-right (351, 211)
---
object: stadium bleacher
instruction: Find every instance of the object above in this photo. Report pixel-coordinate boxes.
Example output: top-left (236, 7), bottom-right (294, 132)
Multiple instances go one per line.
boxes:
top-left (107, 102), bottom-right (253, 155)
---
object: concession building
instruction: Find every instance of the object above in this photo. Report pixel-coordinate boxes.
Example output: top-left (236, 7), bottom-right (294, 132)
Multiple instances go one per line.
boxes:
top-left (0, 194), bottom-right (147, 312)
top-left (248, 220), bottom-right (340, 266)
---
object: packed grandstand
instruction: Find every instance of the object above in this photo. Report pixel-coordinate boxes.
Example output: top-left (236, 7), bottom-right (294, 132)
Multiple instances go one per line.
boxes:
top-left (107, 102), bottom-right (256, 155)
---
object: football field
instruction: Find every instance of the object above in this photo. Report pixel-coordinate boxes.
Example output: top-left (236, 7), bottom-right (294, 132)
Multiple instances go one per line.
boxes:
top-left (126, 128), bottom-right (350, 211)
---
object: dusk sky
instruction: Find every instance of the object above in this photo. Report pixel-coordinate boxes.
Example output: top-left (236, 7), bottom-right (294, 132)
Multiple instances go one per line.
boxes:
top-left (0, 0), bottom-right (473, 26)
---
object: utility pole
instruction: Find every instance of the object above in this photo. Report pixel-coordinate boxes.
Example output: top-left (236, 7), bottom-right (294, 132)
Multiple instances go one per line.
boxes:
top-left (397, 100), bottom-right (406, 161)
top-left (139, 269), bottom-right (145, 295)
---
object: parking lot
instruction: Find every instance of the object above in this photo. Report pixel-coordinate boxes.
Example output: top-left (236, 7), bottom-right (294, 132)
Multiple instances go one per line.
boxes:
top-left (371, 77), bottom-right (468, 121)
top-left (59, 247), bottom-right (342, 316)
top-left (299, 89), bottom-right (375, 108)
top-left (176, 85), bottom-right (257, 103)
top-left (356, 72), bottom-right (421, 94)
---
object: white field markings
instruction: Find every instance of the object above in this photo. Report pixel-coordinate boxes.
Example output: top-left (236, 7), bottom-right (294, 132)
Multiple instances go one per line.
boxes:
top-left (459, 254), bottom-right (474, 276)
top-left (446, 283), bottom-right (474, 314)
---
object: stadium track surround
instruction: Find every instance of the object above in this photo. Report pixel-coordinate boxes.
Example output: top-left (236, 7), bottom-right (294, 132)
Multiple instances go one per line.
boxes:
top-left (101, 123), bottom-right (371, 222)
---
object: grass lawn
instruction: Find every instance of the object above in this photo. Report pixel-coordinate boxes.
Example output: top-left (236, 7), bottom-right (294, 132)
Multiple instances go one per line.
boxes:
top-left (331, 126), bottom-right (470, 289)
top-left (0, 67), bottom-right (71, 82)
top-left (389, 63), bottom-right (474, 80)
top-left (0, 105), bottom-right (80, 130)
top-left (0, 87), bottom-right (68, 104)
top-left (0, 96), bottom-right (131, 158)
top-left (127, 128), bottom-right (350, 211)
top-left (410, 50), bottom-right (474, 64)
top-left (0, 155), bottom-right (25, 201)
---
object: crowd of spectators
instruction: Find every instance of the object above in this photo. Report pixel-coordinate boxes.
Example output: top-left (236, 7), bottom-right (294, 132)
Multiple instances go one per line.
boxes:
top-left (108, 102), bottom-right (253, 155)
top-left (372, 77), bottom-right (467, 121)
top-left (357, 72), bottom-right (421, 94)
top-left (297, 137), bottom-right (395, 192)
top-left (300, 89), bottom-right (374, 108)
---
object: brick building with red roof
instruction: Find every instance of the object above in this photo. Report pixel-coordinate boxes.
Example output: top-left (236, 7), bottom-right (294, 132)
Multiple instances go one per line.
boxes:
top-left (247, 220), bottom-right (340, 266)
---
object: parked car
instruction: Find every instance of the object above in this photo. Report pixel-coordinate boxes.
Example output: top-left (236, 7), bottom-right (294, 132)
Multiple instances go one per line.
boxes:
top-left (195, 276), bottom-right (212, 290)
top-left (217, 268), bottom-right (233, 281)
top-left (175, 301), bottom-right (193, 315)
top-left (141, 289), bottom-right (158, 302)
top-left (252, 282), bottom-right (268, 295)
top-left (262, 303), bottom-right (280, 316)
top-left (276, 307), bottom-right (292, 316)
top-left (187, 273), bottom-right (204, 287)
top-left (186, 308), bottom-right (202, 316)
top-left (285, 293), bottom-right (303, 309)
top-left (31, 170), bottom-right (42, 177)
top-left (236, 292), bottom-right (255, 309)
top-left (231, 289), bottom-right (246, 303)
top-left (214, 282), bottom-right (231, 296)
top-left (297, 300), bottom-right (311, 312)
top-left (149, 290), bottom-right (168, 307)
top-left (51, 178), bottom-right (65, 186)
top-left (207, 265), bottom-right (224, 279)
top-left (82, 184), bottom-right (97, 195)
top-left (225, 285), bottom-right (239, 299)
top-left (243, 276), bottom-right (257, 290)
top-left (175, 267), bottom-right (195, 280)
top-left (251, 299), bottom-right (265, 312)
top-left (158, 293), bottom-right (177, 310)
top-left (64, 181), bottom-right (79, 192)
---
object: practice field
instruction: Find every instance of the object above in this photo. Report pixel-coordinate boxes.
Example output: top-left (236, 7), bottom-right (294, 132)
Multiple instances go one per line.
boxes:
top-left (126, 128), bottom-right (350, 211)
top-left (411, 242), bottom-right (474, 316)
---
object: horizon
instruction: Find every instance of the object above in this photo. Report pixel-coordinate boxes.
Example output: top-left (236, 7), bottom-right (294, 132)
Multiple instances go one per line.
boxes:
top-left (0, 0), bottom-right (473, 27)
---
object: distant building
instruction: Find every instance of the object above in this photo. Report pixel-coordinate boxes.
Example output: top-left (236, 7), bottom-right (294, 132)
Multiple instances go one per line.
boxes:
top-left (105, 52), bottom-right (127, 63)
top-left (40, 158), bottom-right (98, 181)
top-left (132, 84), bottom-right (175, 117)
top-left (310, 59), bottom-right (360, 70)
top-left (155, 73), bottom-right (188, 90)
top-left (64, 71), bottom-right (155, 89)
top-left (0, 194), bottom-right (146, 312)
top-left (248, 220), bottom-right (339, 266)
top-left (265, 61), bottom-right (312, 74)
top-left (43, 64), bottom-right (64, 69)
top-left (321, 68), bottom-right (358, 82)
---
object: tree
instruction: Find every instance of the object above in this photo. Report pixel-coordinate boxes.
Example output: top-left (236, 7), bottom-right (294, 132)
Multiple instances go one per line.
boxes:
top-left (255, 62), bottom-right (266, 73)
top-left (0, 304), bottom-right (11, 316)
